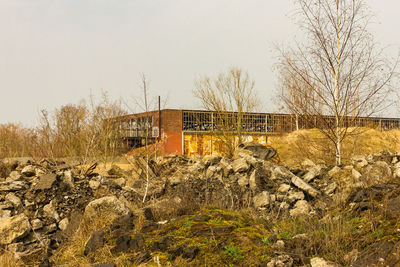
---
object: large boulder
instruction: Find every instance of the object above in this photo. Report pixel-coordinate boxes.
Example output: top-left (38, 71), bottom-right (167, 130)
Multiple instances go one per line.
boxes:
top-left (362, 161), bottom-right (392, 187)
top-left (84, 196), bottom-right (132, 221)
top-left (236, 143), bottom-right (277, 160)
top-left (35, 173), bottom-right (57, 190)
top-left (0, 213), bottom-right (31, 245)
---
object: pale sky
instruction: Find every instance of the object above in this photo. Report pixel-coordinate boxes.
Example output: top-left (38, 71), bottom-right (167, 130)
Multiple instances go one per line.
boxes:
top-left (1, 0), bottom-right (399, 126)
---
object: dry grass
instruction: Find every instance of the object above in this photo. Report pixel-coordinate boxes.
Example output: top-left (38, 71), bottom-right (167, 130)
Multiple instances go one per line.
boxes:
top-left (269, 127), bottom-right (400, 167)
top-left (52, 213), bottom-right (134, 266)
top-left (0, 250), bottom-right (27, 267)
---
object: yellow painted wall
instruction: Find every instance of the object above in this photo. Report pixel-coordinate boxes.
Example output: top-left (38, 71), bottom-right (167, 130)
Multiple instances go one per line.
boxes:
top-left (183, 134), bottom-right (267, 156)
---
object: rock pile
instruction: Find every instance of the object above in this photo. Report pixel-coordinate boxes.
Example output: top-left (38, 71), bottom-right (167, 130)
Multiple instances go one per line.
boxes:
top-left (0, 158), bottom-right (135, 263)
top-left (1, 148), bottom-right (400, 266)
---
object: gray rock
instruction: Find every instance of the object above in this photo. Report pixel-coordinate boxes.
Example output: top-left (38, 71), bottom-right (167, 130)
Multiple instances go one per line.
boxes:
top-left (352, 168), bottom-right (362, 181)
top-left (5, 193), bottom-right (22, 208)
top-left (92, 263), bottom-right (116, 267)
top-left (44, 223), bottom-right (58, 234)
top-left (289, 200), bottom-right (311, 217)
top-left (394, 161), bottom-right (400, 169)
top-left (236, 143), bottom-right (277, 160)
top-left (324, 182), bottom-right (337, 195)
top-left (89, 180), bottom-right (101, 190)
top-left (21, 165), bottom-right (36, 177)
top-left (219, 158), bottom-right (233, 177)
top-left (7, 171), bottom-right (21, 181)
top-left (59, 218), bottom-right (69, 231)
top-left (267, 255), bottom-right (293, 267)
top-left (0, 209), bottom-right (11, 219)
top-left (0, 181), bottom-right (25, 191)
top-left (291, 176), bottom-right (320, 197)
top-left (362, 161), bottom-right (392, 186)
top-left (238, 152), bottom-right (258, 167)
top-left (253, 191), bottom-right (270, 208)
top-left (35, 173), bottom-right (57, 190)
top-left (287, 191), bottom-right (305, 203)
top-left (301, 158), bottom-right (316, 169)
top-left (278, 184), bottom-right (291, 193)
top-left (237, 175), bottom-right (249, 187)
top-left (272, 240), bottom-right (285, 250)
top-left (394, 168), bottom-right (400, 179)
top-left (62, 170), bottom-right (74, 188)
top-left (271, 166), bottom-right (294, 180)
top-left (328, 166), bottom-right (341, 177)
top-left (188, 161), bottom-right (206, 173)
top-left (279, 202), bottom-right (290, 211)
top-left (43, 200), bottom-right (60, 222)
top-left (31, 219), bottom-right (43, 231)
top-left (84, 230), bottom-right (105, 255)
top-left (113, 178), bottom-right (126, 188)
top-left (168, 176), bottom-right (182, 186)
top-left (249, 168), bottom-right (268, 190)
top-left (0, 213), bottom-right (31, 245)
top-left (351, 155), bottom-right (368, 169)
top-left (303, 166), bottom-right (322, 182)
top-left (84, 196), bottom-right (132, 222)
top-left (205, 165), bottom-right (221, 178)
top-left (310, 257), bottom-right (341, 267)
top-left (203, 155), bottom-right (221, 166)
top-left (231, 158), bottom-right (249, 173)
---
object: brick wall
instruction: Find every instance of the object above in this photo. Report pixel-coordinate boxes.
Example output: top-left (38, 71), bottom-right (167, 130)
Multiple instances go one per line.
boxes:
top-left (161, 110), bottom-right (183, 154)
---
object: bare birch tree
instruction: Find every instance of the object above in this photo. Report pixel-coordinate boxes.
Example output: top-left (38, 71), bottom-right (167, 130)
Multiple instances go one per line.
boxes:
top-left (194, 67), bottom-right (259, 157)
top-left (139, 73), bottom-right (151, 203)
top-left (276, 0), bottom-right (398, 165)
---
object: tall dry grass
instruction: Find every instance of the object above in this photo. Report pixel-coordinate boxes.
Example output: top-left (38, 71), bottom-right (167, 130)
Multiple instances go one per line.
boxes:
top-left (269, 127), bottom-right (400, 166)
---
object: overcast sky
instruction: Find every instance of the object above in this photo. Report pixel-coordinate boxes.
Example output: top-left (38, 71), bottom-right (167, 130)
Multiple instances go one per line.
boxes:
top-left (1, 0), bottom-right (399, 126)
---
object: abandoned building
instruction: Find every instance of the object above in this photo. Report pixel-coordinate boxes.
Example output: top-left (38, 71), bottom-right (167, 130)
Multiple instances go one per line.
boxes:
top-left (116, 109), bottom-right (400, 156)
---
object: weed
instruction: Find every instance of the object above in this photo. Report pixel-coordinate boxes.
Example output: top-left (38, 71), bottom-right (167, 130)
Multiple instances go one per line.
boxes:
top-left (261, 236), bottom-right (270, 245)
top-left (279, 231), bottom-right (291, 240)
top-left (372, 228), bottom-right (384, 240)
top-left (183, 221), bottom-right (192, 227)
top-left (224, 243), bottom-right (244, 262)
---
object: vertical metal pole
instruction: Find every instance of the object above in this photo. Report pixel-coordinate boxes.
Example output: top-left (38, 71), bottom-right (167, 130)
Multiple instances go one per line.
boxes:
top-left (158, 96), bottom-right (161, 141)
top-left (211, 113), bottom-right (214, 154)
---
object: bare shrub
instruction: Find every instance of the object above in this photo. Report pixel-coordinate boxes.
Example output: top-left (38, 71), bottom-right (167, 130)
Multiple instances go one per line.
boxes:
top-left (0, 123), bottom-right (37, 158)
top-left (0, 91), bottom-right (127, 161)
top-left (194, 67), bottom-right (260, 157)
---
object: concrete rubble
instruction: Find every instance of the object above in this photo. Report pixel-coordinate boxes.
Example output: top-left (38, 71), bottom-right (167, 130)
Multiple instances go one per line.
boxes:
top-left (1, 148), bottom-right (400, 265)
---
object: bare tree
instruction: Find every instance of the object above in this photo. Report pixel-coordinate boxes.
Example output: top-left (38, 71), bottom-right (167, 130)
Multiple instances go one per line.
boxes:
top-left (194, 67), bottom-right (259, 157)
top-left (139, 73), bottom-right (151, 203)
top-left (276, 0), bottom-right (398, 165)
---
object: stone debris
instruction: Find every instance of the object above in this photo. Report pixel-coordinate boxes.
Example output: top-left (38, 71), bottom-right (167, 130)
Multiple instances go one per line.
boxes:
top-left (291, 176), bottom-right (320, 197)
top-left (289, 200), bottom-right (311, 217)
top-left (253, 191), bottom-right (271, 208)
top-left (1, 149), bottom-right (400, 265)
top-left (0, 213), bottom-right (31, 245)
top-left (310, 257), bottom-right (341, 267)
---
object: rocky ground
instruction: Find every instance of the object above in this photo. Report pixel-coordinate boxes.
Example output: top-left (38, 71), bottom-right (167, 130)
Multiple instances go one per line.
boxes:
top-left (1, 147), bottom-right (400, 266)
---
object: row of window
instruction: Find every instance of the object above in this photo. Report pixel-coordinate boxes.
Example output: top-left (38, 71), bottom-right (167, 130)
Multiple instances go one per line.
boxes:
top-left (182, 111), bottom-right (400, 133)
